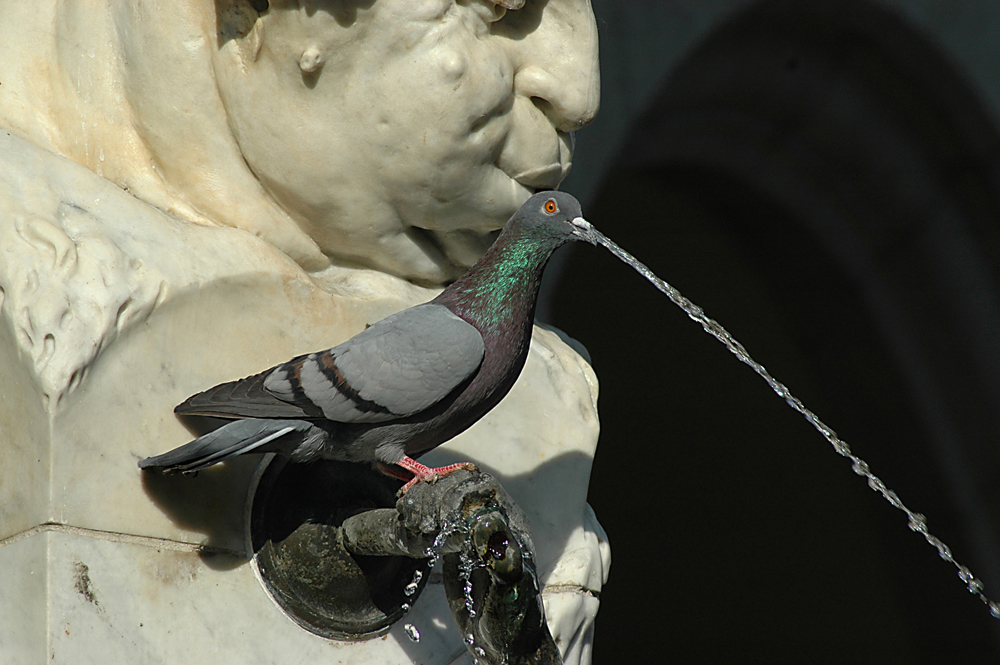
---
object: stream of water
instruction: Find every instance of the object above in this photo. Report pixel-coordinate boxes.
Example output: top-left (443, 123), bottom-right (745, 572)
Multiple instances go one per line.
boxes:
top-left (586, 224), bottom-right (1000, 619)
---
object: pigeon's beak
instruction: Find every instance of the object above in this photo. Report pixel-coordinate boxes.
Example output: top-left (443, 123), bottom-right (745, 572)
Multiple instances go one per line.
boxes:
top-left (569, 217), bottom-right (600, 246)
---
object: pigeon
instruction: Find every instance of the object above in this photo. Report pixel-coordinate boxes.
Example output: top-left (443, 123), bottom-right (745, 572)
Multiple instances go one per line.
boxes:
top-left (139, 191), bottom-right (599, 493)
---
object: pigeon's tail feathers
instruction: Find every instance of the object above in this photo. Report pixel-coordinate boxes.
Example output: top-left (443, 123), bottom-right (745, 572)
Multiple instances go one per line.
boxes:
top-left (139, 419), bottom-right (313, 473)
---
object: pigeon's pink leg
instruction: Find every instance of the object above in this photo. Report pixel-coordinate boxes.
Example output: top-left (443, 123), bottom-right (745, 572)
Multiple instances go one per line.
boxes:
top-left (389, 456), bottom-right (478, 494)
top-left (377, 463), bottom-right (415, 483)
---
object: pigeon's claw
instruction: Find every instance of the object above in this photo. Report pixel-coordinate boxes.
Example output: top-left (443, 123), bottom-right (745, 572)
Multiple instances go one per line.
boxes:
top-left (393, 456), bottom-right (479, 495)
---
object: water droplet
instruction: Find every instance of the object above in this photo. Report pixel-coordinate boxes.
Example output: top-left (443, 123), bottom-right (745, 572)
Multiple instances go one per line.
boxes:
top-left (851, 461), bottom-right (869, 476)
top-left (404, 582), bottom-right (419, 596)
top-left (404, 623), bottom-right (420, 643)
top-left (958, 566), bottom-right (973, 583)
top-left (465, 633), bottom-right (475, 645)
top-left (474, 646), bottom-right (487, 658)
top-left (969, 579), bottom-right (984, 594)
top-left (412, 570), bottom-right (423, 583)
top-left (459, 551), bottom-right (479, 617)
top-left (907, 514), bottom-right (927, 533)
top-left (464, 587), bottom-right (476, 617)
top-left (400, 603), bottom-right (410, 612)
top-left (990, 602), bottom-right (1000, 619)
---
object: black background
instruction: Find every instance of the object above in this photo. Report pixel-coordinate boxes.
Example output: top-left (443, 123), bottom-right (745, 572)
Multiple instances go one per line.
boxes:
top-left (550, 1), bottom-right (1000, 661)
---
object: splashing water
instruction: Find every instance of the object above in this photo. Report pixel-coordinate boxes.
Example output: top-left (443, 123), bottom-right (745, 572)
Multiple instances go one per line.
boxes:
top-left (417, 510), bottom-right (484, 618)
top-left (404, 569), bottom-right (424, 597)
top-left (586, 225), bottom-right (1000, 619)
top-left (404, 623), bottom-right (420, 643)
top-left (458, 551), bottom-right (481, 618)
top-left (424, 510), bottom-right (472, 566)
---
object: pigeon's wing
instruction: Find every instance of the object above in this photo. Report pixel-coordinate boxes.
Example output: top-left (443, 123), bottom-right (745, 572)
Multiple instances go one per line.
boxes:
top-left (262, 303), bottom-right (485, 423)
top-left (175, 369), bottom-right (324, 420)
top-left (175, 303), bottom-right (485, 424)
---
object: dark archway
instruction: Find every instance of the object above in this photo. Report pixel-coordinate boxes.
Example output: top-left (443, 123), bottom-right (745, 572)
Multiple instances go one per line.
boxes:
top-left (553, 0), bottom-right (1000, 661)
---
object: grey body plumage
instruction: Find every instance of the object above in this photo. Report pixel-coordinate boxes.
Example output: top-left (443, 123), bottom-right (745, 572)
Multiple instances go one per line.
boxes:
top-left (139, 191), bottom-right (597, 488)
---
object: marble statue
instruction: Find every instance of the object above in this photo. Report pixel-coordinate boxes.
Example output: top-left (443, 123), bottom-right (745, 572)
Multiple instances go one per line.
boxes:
top-left (0, 1), bottom-right (608, 662)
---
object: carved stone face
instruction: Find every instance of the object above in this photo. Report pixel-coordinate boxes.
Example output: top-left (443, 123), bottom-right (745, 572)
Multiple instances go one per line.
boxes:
top-left (214, 0), bottom-right (599, 283)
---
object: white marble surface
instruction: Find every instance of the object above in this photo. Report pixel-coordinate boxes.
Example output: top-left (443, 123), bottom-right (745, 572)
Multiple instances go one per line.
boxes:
top-left (0, 316), bottom-right (49, 541)
top-left (0, 533), bottom-right (47, 664)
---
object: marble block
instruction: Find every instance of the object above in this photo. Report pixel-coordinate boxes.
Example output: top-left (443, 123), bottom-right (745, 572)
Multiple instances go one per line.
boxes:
top-left (0, 527), bottom-right (604, 664)
top-left (0, 535), bottom-right (46, 664)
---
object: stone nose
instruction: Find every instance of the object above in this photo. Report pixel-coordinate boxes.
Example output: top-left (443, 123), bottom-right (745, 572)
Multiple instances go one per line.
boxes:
top-left (509, 0), bottom-right (601, 133)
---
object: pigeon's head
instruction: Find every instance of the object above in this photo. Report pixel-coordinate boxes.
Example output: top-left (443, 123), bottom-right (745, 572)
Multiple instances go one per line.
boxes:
top-left (511, 191), bottom-right (599, 247)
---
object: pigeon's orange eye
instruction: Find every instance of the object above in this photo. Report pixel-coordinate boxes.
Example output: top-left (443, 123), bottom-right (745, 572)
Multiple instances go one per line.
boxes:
top-left (544, 199), bottom-right (558, 214)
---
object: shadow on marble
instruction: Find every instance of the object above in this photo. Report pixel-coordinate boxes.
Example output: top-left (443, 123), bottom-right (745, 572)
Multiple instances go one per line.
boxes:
top-left (140, 456), bottom-right (260, 569)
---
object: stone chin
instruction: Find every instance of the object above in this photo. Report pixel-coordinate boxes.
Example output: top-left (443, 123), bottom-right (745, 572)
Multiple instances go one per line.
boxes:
top-left (387, 154), bottom-right (572, 283)
top-left (389, 176), bottom-right (541, 285)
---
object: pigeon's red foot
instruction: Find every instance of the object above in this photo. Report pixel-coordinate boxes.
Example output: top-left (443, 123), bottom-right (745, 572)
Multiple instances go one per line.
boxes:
top-left (388, 456), bottom-right (479, 495)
